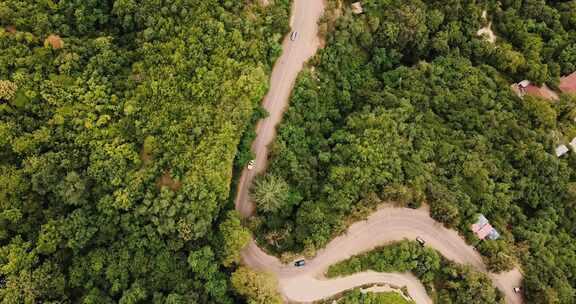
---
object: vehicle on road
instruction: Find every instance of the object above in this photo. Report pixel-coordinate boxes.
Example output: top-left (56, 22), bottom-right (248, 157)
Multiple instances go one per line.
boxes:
top-left (513, 287), bottom-right (521, 293)
top-left (247, 160), bottom-right (256, 170)
top-left (290, 31), bottom-right (298, 41)
top-left (294, 259), bottom-right (306, 267)
top-left (416, 236), bottom-right (426, 246)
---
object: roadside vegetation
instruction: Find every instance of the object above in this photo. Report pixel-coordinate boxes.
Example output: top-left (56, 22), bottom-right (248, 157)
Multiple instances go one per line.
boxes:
top-left (327, 241), bottom-right (502, 304)
top-left (0, 0), bottom-right (289, 303)
top-left (321, 288), bottom-right (415, 304)
top-left (252, 0), bottom-right (576, 302)
top-left (231, 267), bottom-right (283, 304)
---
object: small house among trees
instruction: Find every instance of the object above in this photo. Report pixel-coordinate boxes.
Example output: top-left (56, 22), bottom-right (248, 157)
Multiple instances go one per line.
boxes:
top-left (471, 214), bottom-right (500, 240)
top-left (512, 71), bottom-right (576, 101)
top-left (559, 72), bottom-right (576, 93)
top-left (511, 80), bottom-right (559, 101)
top-left (556, 145), bottom-right (569, 157)
top-left (555, 137), bottom-right (576, 157)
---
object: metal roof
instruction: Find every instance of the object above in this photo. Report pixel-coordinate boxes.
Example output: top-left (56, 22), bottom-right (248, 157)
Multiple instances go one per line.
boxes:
top-left (556, 145), bottom-right (569, 157)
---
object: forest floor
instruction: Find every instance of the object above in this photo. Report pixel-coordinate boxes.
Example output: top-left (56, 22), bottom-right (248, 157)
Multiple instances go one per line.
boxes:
top-left (236, 1), bottom-right (523, 303)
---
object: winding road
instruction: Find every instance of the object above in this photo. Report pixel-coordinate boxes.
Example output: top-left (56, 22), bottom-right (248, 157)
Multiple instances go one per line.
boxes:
top-left (234, 1), bottom-right (524, 303)
top-left (234, 0), bottom-right (324, 217)
top-left (241, 206), bottom-right (523, 303)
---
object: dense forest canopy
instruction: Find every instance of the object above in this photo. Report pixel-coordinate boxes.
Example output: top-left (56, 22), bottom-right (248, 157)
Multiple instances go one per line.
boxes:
top-left (492, 0), bottom-right (576, 84)
top-left (252, 0), bottom-right (576, 303)
top-left (0, 0), bottom-right (289, 303)
top-left (2, 0), bottom-right (576, 303)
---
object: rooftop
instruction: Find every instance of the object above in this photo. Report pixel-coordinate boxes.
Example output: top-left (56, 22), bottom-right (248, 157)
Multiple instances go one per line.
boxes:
top-left (477, 223), bottom-right (494, 240)
top-left (471, 214), bottom-right (500, 240)
top-left (487, 229), bottom-right (500, 240)
top-left (523, 83), bottom-right (559, 101)
top-left (512, 80), bottom-right (559, 101)
top-left (556, 145), bottom-right (569, 157)
top-left (559, 72), bottom-right (576, 93)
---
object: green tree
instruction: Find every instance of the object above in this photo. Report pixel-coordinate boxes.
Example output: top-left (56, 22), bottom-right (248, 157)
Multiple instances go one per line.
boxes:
top-left (231, 267), bottom-right (282, 304)
top-left (523, 96), bottom-right (557, 129)
top-left (0, 80), bottom-right (17, 102)
top-left (0, 0), bottom-right (291, 303)
top-left (251, 174), bottom-right (290, 213)
top-left (218, 211), bottom-right (251, 267)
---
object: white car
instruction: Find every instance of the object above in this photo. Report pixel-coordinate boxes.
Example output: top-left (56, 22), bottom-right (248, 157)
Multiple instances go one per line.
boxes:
top-left (247, 160), bottom-right (256, 170)
top-left (290, 31), bottom-right (298, 41)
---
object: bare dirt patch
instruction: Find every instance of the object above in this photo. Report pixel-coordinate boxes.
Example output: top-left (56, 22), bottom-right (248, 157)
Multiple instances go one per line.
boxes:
top-left (140, 147), bottom-right (153, 166)
top-left (477, 10), bottom-right (496, 44)
top-left (477, 23), bottom-right (496, 44)
top-left (156, 170), bottom-right (182, 191)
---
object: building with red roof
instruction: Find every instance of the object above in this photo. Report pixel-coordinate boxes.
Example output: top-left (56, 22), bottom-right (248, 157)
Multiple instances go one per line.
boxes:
top-left (476, 224), bottom-right (494, 240)
top-left (524, 83), bottom-right (559, 100)
top-left (559, 72), bottom-right (576, 93)
top-left (512, 80), bottom-right (559, 101)
top-left (471, 214), bottom-right (500, 240)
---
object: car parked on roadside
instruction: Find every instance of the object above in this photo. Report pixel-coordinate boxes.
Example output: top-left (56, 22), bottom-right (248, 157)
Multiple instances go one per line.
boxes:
top-left (290, 31), bottom-right (298, 41)
top-left (247, 159), bottom-right (256, 170)
top-left (416, 236), bottom-right (426, 246)
top-left (294, 259), bottom-right (305, 267)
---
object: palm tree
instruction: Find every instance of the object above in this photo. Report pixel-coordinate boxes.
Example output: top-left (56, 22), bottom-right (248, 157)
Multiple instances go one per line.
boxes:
top-left (250, 174), bottom-right (289, 213)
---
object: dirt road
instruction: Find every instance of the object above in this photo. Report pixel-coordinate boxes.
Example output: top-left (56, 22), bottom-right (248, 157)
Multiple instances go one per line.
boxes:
top-left (241, 206), bottom-right (523, 303)
top-left (234, 1), bottom-right (524, 303)
top-left (234, 0), bottom-right (325, 217)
